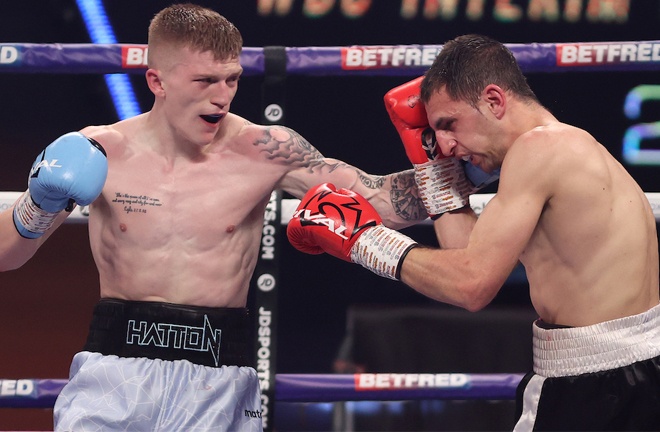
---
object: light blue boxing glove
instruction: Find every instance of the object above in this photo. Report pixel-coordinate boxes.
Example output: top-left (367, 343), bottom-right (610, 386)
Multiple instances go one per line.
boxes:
top-left (13, 132), bottom-right (108, 239)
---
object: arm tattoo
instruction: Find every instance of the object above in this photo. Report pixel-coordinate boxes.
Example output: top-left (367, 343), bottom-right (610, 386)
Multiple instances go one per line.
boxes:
top-left (255, 127), bottom-right (324, 169)
top-left (357, 172), bottom-right (385, 189)
top-left (255, 127), bottom-right (425, 221)
top-left (390, 172), bottom-right (427, 221)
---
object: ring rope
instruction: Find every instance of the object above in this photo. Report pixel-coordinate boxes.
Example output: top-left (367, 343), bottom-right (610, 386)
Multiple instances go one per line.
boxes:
top-left (0, 373), bottom-right (524, 408)
top-left (1, 41), bottom-right (660, 75)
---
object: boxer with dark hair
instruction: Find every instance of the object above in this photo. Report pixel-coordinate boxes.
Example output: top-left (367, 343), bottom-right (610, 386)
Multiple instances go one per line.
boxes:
top-left (289, 34), bottom-right (660, 431)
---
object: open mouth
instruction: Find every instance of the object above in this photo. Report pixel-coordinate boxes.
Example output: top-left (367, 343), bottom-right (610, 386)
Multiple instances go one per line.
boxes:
top-left (200, 114), bottom-right (223, 124)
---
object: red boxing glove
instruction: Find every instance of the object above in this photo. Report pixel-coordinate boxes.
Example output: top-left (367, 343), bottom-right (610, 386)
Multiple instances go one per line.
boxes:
top-left (287, 183), bottom-right (380, 261)
top-left (385, 77), bottom-right (475, 219)
top-left (384, 76), bottom-right (434, 165)
top-left (287, 183), bottom-right (417, 280)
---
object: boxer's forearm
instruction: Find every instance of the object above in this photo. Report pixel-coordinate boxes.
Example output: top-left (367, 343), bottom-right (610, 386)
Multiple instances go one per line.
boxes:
top-left (0, 200), bottom-right (68, 271)
top-left (432, 206), bottom-right (477, 249)
top-left (368, 169), bottom-right (429, 229)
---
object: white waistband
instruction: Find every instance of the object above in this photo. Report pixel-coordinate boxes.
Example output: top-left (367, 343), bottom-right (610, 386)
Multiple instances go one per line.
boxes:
top-left (532, 303), bottom-right (660, 377)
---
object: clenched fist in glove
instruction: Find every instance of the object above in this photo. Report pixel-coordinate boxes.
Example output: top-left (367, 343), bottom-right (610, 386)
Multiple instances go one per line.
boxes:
top-left (287, 183), bottom-right (418, 280)
top-left (384, 76), bottom-right (498, 219)
top-left (13, 132), bottom-right (107, 238)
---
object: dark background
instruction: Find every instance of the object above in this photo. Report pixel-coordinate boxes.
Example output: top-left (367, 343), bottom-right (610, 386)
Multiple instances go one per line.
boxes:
top-left (1, 1), bottom-right (659, 430)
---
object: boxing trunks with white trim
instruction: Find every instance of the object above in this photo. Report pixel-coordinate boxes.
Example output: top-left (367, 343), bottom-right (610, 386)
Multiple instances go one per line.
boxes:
top-left (514, 302), bottom-right (660, 431)
top-left (53, 298), bottom-right (263, 432)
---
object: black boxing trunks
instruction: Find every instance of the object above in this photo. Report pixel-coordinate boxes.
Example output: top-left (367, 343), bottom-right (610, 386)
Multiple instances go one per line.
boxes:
top-left (514, 303), bottom-right (660, 431)
top-left (83, 298), bottom-right (252, 367)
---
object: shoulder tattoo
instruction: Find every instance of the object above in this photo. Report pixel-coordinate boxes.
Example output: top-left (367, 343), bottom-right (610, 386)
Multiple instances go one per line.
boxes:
top-left (255, 127), bottom-right (346, 172)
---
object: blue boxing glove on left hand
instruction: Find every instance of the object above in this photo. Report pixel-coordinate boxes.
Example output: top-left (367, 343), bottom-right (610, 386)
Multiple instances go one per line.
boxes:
top-left (13, 132), bottom-right (108, 239)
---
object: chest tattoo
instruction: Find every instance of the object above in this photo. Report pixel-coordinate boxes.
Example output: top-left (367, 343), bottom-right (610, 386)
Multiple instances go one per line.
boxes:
top-left (112, 192), bottom-right (163, 215)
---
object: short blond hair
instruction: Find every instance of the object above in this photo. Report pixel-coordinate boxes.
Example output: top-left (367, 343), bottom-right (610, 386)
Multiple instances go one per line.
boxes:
top-left (148, 3), bottom-right (242, 67)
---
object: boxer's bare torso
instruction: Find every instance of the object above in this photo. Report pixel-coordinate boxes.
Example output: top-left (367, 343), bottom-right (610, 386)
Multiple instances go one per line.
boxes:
top-left (84, 111), bottom-right (418, 308)
top-left (509, 122), bottom-right (659, 326)
top-left (404, 90), bottom-right (659, 327)
top-left (85, 114), bottom-right (282, 307)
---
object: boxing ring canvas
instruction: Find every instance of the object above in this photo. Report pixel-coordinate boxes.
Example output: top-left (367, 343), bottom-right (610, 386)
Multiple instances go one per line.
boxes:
top-left (1, 37), bottom-right (660, 432)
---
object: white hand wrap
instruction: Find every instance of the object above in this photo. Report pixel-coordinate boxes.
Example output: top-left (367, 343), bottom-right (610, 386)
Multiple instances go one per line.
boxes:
top-left (350, 225), bottom-right (418, 280)
top-left (415, 157), bottom-right (475, 217)
top-left (13, 190), bottom-right (61, 238)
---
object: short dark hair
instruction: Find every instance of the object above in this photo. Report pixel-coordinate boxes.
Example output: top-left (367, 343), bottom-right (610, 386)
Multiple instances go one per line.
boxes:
top-left (421, 34), bottom-right (537, 107)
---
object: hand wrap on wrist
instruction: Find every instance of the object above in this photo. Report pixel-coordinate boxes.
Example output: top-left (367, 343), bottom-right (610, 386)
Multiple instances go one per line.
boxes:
top-left (350, 225), bottom-right (418, 280)
top-left (13, 190), bottom-right (62, 239)
top-left (415, 157), bottom-right (475, 219)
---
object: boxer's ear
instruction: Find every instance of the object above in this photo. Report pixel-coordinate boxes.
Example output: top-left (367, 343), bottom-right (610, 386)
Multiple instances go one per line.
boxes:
top-left (482, 84), bottom-right (506, 120)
